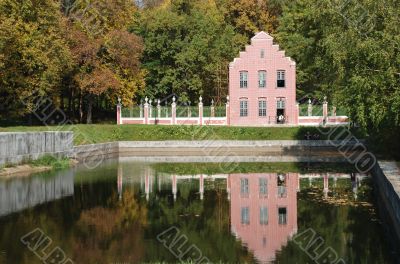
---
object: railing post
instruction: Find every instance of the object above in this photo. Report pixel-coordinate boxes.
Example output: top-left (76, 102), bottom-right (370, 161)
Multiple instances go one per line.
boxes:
top-left (171, 96), bottom-right (176, 125)
top-left (307, 99), bottom-right (313, 117)
top-left (226, 96), bottom-right (230, 126)
top-left (323, 96), bottom-right (328, 125)
top-left (117, 97), bottom-right (122, 125)
top-left (198, 96), bottom-right (203, 125)
top-left (144, 97), bottom-right (149, 124)
top-left (157, 99), bottom-right (161, 119)
top-left (332, 106), bottom-right (337, 117)
top-left (149, 99), bottom-right (153, 119)
top-left (211, 99), bottom-right (215, 118)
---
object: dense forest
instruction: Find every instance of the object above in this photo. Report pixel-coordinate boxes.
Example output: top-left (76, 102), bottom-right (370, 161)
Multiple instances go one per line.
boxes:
top-left (0, 1), bottom-right (399, 131)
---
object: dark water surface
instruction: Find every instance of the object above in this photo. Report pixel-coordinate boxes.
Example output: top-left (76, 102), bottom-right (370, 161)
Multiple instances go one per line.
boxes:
top-left (0, 161), bottom-right (397, 264)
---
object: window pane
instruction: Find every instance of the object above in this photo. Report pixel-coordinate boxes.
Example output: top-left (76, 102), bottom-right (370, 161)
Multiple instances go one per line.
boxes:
top-left (241, 207), bottom-right (250, 224)
top-left (260, 49), bottom-right (265, 58)
top-left (259, 178), bottom-right (268, 195)
top-left (260, 207), bottom-right (268, 225)
top-left (277, 99), bottom-right (285, 109)
top-left (278, 207), bottom-right (287, 225)
top-left (258, 71), bottom-right (266, 88)
top-left (278, 173), bottom-right (287, 197)
top-left (240, 71), bottom-right (248, 88)
top-left (258, 100), bottom-right (267, 117)
top-left (240, 178), bottom-right (249, 194)
top-left (240, 100), bottom-right (248, 117)
top-left (277, 70), bottom-right (285, 88)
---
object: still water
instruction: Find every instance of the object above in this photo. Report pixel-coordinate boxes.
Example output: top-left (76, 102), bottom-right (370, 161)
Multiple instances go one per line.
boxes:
top-left (0, 161), bottom-right (396, 264)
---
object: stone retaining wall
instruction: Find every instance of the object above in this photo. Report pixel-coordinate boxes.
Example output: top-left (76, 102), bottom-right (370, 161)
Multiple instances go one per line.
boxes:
top-left (372, 162), bottom-right (400, 244)
top-left (0, 132), bottom-right (73, 166)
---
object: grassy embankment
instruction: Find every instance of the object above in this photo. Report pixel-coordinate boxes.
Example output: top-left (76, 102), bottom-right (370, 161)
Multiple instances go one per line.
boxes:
top-left (0, 155), bottom-right (70, 170)
top-left (0, 124), bottom-right (360, 145)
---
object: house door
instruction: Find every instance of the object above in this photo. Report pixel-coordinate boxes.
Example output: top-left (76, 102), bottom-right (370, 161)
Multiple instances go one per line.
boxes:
top-left (276, 98), bottom-right (286, 124)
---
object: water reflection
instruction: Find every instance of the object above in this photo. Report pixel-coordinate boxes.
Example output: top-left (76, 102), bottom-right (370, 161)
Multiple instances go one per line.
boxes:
top-left (229, 173), bottom-right (298, 263)
top-left (0, 162), bottom-right (390, 264)
top-left (125, 164), bottom-right (369, 263)
top-left (0, 170), bottom-right (74, 217)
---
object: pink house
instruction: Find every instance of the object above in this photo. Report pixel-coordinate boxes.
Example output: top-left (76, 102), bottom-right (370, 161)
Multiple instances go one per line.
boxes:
top-left (228, 32), bottom-right (298, 126)
top-left (228, 172), bottom-right (298, 263)
top-left (118, 32), bottom-right (349, 126)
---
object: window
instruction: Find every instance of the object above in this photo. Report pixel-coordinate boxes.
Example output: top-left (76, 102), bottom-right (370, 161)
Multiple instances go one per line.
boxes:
top-left (259, 177), bottom-right (268, 195)
top-left (241, 207), bottom-right (250, 224)
top-left (260, 49), bottom-right (265, 58)
top-left (240, 71), bottom-right (248, 88)
top-left (240, 100), bottom-right (248, 117)
top-left (260, 207), bottom-right (268, 225)
top-left (277, 173), bottom-right (287, 198)
top-left (278, 207), bottom-right (287, 225)
top-left (258, 71), bottom-right (266, 88)
top-left (277, 70), bottom-right (285, 88)
top-left (240, 178), bottom-right (249, 195)
top-left (277, 98), bottom-right (285, 109)
top-left (258, 100), bottom-right (267, 117)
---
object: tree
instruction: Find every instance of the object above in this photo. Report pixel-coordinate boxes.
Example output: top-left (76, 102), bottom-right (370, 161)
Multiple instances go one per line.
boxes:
top-left (0, 0), bottom-right (72, 119)
top-left (62, 0), bottom-right (144, 123)
top-left (133, 0), bottom-right (241, 103)
top-left (217, 0), bottom-right (281, 40)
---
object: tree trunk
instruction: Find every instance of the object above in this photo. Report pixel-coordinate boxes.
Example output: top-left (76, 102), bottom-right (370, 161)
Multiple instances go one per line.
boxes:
top-left (79, 92), bottom-right (83, 123)
top-left (86, 94), bottom-right (93, 124)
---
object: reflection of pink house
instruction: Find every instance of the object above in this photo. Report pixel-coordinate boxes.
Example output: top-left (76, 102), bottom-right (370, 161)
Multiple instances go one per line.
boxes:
top-left (228, 173), bottom-right (298, 263)
top-left (229, 32), bottom-right (297, 126)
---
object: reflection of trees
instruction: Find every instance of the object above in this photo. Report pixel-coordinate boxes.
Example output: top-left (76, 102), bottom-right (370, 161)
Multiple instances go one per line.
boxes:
top-left (72, 190), bottom-right (147, 264)
top-left (273, 180), bottom-right (391, 264)
top-left (143, 178), bottom-right (254, 263)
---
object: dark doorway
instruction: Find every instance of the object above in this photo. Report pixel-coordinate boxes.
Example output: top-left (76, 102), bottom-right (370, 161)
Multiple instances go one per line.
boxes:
top-left (276, 109), bottom-right (285, 124)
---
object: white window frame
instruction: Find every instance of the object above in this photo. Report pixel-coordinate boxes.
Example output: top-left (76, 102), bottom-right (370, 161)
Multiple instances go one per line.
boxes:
top-left (259, 177), bottom-right (268, 195)
top-left (277, 70), bottom-right (286, 88)
top-left (240, 100), bottom-right (248, 117)
top-left (241, 207), bottom-right (250, 225)
top-left (260, 207), bottom-right (268, 225)
top-left (240, 71), bottom-right (248, 88)
top-left (277, 98), bottom-right (286, 109)
top-left (258, 100), bottom-right (267, 117)
top-left (240, 178), bottom-right (249, 195)
top-left (258, 70), bottom-right (266, 88)
top-left (278, 207), bottom-right (287, 225)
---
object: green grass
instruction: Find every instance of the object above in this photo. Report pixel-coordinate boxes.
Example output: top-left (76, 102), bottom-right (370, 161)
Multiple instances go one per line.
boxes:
top-left (152, 162), bottom-right (357, 175)
top-left (0, 124), bottom-right (363, 145)
top-left (30, 155), bottom-right (71, 170)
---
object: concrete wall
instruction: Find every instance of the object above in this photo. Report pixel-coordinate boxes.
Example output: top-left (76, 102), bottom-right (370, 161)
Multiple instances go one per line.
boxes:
top-left (372, 162), bottom-right (400, 245)
top-left (0, 169), bottom-right (74, 217)
top-left (0, 132), bottom-right (73, 166)
top-left (73, 142), bottom-right (119, 167)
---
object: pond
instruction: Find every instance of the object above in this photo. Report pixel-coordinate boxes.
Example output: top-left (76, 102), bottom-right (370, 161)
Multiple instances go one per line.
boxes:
top-left (0, 161), bottom-right (397, 264)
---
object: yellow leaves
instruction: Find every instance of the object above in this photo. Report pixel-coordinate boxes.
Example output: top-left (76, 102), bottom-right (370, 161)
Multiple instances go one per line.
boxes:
top-left (75, 66), bottom-right (121, 95)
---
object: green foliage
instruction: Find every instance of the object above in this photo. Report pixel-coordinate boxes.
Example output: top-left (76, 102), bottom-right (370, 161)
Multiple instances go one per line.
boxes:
top-left (0, 0), bottom-right (73, 118)
top-left (277, 0), bottom-right (400, 130)
top-left (31, 155), bottom-right (71, 170)
top-left (132, 0), bottom-right (242, 102)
